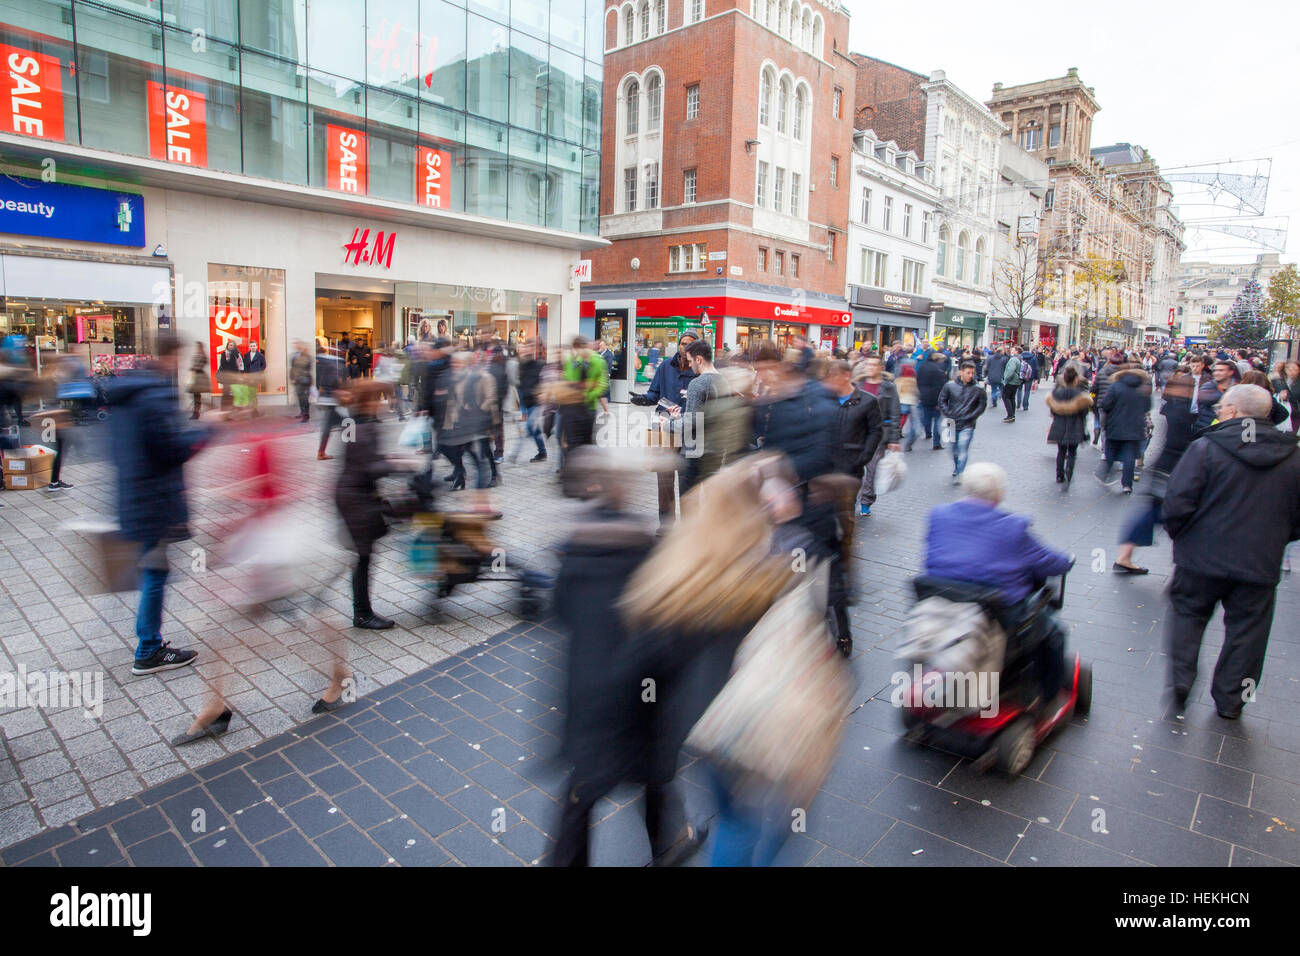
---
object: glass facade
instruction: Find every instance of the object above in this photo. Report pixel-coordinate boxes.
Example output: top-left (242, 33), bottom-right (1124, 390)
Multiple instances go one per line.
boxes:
top-left (1, 0), bottom-right (602, 233)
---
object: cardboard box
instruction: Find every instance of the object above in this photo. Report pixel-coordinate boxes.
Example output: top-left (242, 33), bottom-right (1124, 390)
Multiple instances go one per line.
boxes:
top-left (5, 471), bottom-right (51, 490)
top-left (60, 520), bottom-right (141, 593)
top-left (3, 445), bottom-right (56, 475)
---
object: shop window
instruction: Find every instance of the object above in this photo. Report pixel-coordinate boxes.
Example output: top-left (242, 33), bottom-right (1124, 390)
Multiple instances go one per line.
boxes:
top-left (208, 264), bottom-right (287, 397)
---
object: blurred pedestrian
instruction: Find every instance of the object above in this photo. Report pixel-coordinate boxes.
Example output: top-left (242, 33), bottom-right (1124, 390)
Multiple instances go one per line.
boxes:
top-left (1045, 365), bottom-right (1092, 487)
top-left (186, 342), bottom-right (211, 419)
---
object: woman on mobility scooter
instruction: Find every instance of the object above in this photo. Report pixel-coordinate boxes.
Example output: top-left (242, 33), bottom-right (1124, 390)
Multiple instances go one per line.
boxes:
top-left (903, 462), bottom-right (1089, 774)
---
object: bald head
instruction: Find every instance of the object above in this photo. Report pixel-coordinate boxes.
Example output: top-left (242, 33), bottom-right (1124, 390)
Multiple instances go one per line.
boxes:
top-left (1219, 384), bottom-right (1272, 421)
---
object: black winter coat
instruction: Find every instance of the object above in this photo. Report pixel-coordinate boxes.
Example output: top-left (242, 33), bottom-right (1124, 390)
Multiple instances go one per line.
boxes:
top-left (335, 415), bottom-right (398, 556)
top-left (831, 388), bottom-right (883, 475)
top-left (753, 379), bottom-right (839, 541)
top-left (554, 511), bottom-right (747, 788)
top-left (1045, 385), bottom-right (1092, 445)
top-left (916, 359), bottom-right (948, 407)
top-left (1164, 420), bottom-right (1300, 585)
top-left (1152, 395), bottom-right (1196, 475)
top-left (985, 352), bottom-right (1008, 386)
top-left (106, 370), bottom-right (209, 545)
top-left (1099, 368), bottom-right (1152, 441)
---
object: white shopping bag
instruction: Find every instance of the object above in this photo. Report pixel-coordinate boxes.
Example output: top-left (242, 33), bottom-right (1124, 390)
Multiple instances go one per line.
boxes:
top-left (874, 450), bottom-right (908, 496)
top-left (398, 416), bottom-right (431, 449)
top-left (941, 418), bottom-right (955, 444)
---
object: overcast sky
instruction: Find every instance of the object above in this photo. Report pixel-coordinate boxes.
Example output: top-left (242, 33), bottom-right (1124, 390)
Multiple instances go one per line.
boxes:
top-left (845, 0), bottom-right (1299, 266)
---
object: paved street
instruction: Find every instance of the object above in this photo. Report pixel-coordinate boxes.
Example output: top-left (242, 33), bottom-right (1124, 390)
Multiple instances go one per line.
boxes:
top-left (1, 394), bottom-right (1298, 866)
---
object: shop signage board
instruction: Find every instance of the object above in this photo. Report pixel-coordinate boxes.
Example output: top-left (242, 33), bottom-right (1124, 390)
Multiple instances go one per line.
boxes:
top-left (0, 175), bottom-right (145, 247)
top-left (208, 305), bottom-right (260, 393)
top-left (327, 124), bottom-right (368, 194)
top-left (416, 145), bottom-right (451, 208)
top-left (343, 227), bottom-right (396, 268)
top-left (147, 82), bottom-right (208, 167)
top-left (2, 43), bottom-right (65, 141)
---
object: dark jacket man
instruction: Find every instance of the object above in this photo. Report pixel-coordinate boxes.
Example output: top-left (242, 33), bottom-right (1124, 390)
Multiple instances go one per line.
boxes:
top-left (831, 388), bottom-right (883, 476)
top-left (518, 355), bottom-right (544, 409)
top-left (106, 367), bottom-right (209, 545)
top-left (985, 350), bottom-right (1008, 387)
top-left (1099, 367), bottom-right (1151, 441)
top-left (868, 375), bottom-right (902, 444)
top-left (1164, 419), bottom-right (1300, 586)
top-left (937, 377), bottom-right (989, 429)
top-left (916, 353), bottom-right (948, 407)
top-left (638, 350), bottom-right (697, 409)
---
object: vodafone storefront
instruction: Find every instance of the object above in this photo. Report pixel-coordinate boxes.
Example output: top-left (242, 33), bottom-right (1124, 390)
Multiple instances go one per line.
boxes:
top-left (582, 292), bottom-right (853, 379)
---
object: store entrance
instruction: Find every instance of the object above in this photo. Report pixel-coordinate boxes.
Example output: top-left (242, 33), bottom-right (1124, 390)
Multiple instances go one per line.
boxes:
top-left (1, 297), bottom-right (158, 374)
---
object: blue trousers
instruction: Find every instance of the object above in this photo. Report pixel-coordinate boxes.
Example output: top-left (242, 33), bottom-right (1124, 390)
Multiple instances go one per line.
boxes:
top-left (706, 765), bottom-right (790, 867)
top-left (135, 552), bottom-right (168, 662)
top-left (521, 405), bottom-right (547, 455)
top-left (951, 426), bottom-right (975, 475)
top-left (1100, 438), bottom-right (1140, 490)
top-left (920, 404), bottom-right (942, 447)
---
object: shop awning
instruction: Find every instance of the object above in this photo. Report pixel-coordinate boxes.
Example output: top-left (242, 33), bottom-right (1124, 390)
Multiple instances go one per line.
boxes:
top-left (0, 254), bottom-right (170, 304)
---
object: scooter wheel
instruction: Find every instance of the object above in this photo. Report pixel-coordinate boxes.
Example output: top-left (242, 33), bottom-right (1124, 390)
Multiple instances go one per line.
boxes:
top-left (1076, 662), bottom-right (1092, 715)
top-left (995, 718), bottom-right (1036, 775)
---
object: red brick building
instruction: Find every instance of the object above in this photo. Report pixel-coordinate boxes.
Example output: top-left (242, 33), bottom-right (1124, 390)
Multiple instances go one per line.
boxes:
top-left (849, 55), bottom-right (928, 160)
top-left (581, 0), bottom-right (856, 384)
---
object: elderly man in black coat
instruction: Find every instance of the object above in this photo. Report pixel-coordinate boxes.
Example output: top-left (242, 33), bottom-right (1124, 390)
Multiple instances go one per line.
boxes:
top-left (1163, 384), bottom-right (1300, 719)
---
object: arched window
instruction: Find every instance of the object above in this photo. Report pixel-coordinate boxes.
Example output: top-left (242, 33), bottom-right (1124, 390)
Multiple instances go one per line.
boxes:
top-left (812, 14), bottom-right (822, 56)
top-left (777, 77), bottom-right (790, 134)
top-left (788, 2), bottom-right (799, 40)
top-left (793, 87), bottom-right (805, 140)
top-left (646, 74), bottom-right (662, 130)
top-left (956, 231), bottom-right (969, 282)
top-left (656, 0), bottom-right (665, 32)
top-left (801, 8), bottom-right (811, 48)
top-left (639, 1), bottom-right (649, 40)
top-left (626, 79), bottom-right (640, 134)
top-left (937, 227), bottom-right (949, 276)
top-left (759, 70), bottom-right (772, 126)
top-left (778, 0), bottom-right (788, 36)
top-left (973, 238), bottom-right (985, 286)
top-left (766, 0), bottom-right (775, 28)
top-left (624, 7), bottom-right (634, 44)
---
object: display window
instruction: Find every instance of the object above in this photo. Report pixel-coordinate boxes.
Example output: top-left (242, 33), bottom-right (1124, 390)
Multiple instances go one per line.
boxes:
top-left (208, 264), bottom-right (287, 394)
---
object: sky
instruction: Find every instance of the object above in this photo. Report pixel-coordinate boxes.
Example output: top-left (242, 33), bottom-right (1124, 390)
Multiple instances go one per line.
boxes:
top-left (844, 0), bottom-right (1299, 266)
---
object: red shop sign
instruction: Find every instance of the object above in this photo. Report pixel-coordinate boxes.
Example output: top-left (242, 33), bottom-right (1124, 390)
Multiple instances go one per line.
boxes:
top-left (208, 305), bottom-right (260, 393)
top-left (2, 43), bottom-right (66, 141)
top-left (327, 124), bottom-right (368, 195)
top-left (147, 82), bottom-right (208, 166)
top-left (416, 144), bottom-right (451, 209)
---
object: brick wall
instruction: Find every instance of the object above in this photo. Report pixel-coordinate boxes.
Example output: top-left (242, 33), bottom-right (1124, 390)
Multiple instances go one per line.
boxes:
top-left (848, 53), bottom-right (927, 159)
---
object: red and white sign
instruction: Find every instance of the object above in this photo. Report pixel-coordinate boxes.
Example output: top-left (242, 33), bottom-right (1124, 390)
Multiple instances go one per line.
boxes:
top-left (208, 305), bottom-right (260, 393)
top-left (147, 82), bottom-right (207, 166)
top-left (416, 145), bottom-right (450, 208)
top-left (572, 260), bottom-right (592, 283)
top-left (1168, 307), bottom-right (1176, 328)
top-left (582, 295), bottom-right (853, 328)
top-left (343, 227), bottom-right (396, 269)
top-left (327, 124), bottom-right (368, 195)
top-left (3, 43), bottom-right (65, 141)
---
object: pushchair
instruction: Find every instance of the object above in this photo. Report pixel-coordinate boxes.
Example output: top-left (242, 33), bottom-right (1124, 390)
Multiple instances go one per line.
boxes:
top-left (383, 469), bottom-right (552, 619)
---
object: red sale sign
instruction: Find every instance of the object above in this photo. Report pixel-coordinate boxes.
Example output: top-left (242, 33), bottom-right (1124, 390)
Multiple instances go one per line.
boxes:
top-left (147, 82), bottom-right (208, 166)
top-left (416, 145), bottom-right (451, 209)
top-left (2, 43), bottom-right (66, 141)
top-left (327, 124), bottom-right (368, 195)
top-left (208, 305), bottom-right (260, 393)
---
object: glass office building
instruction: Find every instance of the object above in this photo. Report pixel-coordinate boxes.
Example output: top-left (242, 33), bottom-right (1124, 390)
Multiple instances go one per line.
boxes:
top-left (2, 0), bottom-right (603, 233)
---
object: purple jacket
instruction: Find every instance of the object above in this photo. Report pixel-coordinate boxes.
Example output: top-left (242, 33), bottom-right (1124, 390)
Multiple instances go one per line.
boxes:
top-left (923, 500), bottom-right (1072, 605)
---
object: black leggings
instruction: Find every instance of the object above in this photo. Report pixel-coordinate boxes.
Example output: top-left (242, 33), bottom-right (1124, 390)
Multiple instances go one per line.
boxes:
top-left (50, 434), bottom-right (63, 483)
top-left (553, 778), bottom-right (679, 867)
top-left (1055, 443), bottom-right (1078, 480)
top-left (352, 553), bottom-right (372, 617)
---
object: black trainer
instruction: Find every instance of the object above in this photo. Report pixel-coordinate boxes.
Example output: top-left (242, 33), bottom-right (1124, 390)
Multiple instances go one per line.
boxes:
top-left (353, 613), bottom-right (395, 630)
top-left (132, 642), bottom-right (199, 675)
top-left (529, 452), bottom-right (548, 463)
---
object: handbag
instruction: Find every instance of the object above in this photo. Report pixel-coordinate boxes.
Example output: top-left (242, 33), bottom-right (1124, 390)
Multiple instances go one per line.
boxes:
top-left (686, 564), bottom-right (853, 806)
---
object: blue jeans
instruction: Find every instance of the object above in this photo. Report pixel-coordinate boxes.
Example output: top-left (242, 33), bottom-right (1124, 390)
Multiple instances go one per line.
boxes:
top-left (1019, 381), bottom-right (1033, 409)
top-left (706, 765), bottom-right (789, 867)
top-left (1099, 438), bottom-right (1140, 490)
top-left (920, 404), bottom-right (942, 447)
top-left (135, 558), bottom-right (169, 662)
top-left (521, 405), bottom-right (546, 455)
top-left (989, 382), bottom-right (1002, 408)
top-left (951, 426), bottom-right (975, 475)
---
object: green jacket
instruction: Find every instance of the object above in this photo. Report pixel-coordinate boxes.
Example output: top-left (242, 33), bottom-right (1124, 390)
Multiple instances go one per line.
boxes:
top-left (563, 353), bottom-right (609, 411)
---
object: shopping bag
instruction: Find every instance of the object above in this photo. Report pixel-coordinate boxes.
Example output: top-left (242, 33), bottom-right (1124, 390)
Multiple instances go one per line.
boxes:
top-left (686, 564), bottom-right (853, 807)
top-left (398, 416), bottom-right (431, 450)
top-left (230, 383), bottom-right (255, 407)
top-left (874, 450), bottom-right (907, 496)
top-left (941, 418), bottom-right (955, 444)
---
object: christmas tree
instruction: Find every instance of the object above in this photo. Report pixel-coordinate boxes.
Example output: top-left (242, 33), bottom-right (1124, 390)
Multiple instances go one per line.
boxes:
top-left (1212, 279), bottom-right (1270, 349)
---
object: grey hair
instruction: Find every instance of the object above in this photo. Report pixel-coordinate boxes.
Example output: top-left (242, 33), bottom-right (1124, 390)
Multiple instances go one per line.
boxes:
top-left (1220, 384), bottom-right (1273, 420)
top-left (961, 462), bottom-right (1007, 504)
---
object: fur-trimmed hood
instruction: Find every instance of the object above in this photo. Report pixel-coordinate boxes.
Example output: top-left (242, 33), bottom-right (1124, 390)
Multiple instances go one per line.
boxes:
top-left (1113, 366), bottom-right (1151, 386)
top-left (1045, 387), bottom-right (1093, 416)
